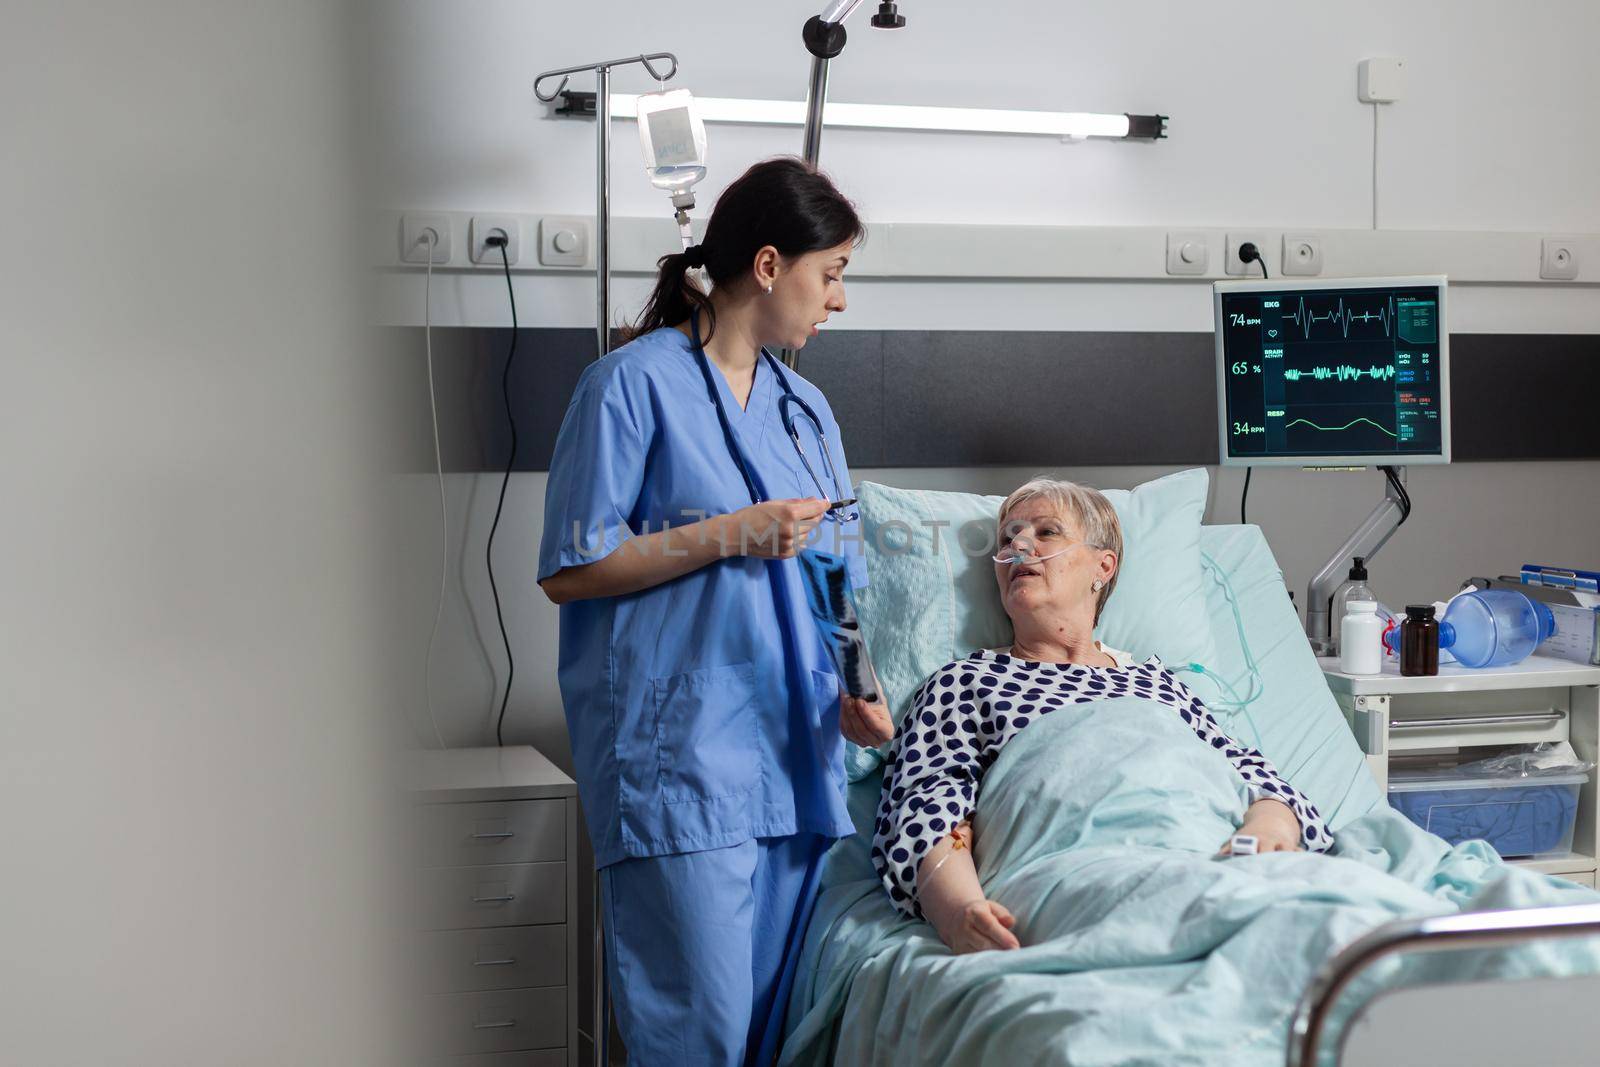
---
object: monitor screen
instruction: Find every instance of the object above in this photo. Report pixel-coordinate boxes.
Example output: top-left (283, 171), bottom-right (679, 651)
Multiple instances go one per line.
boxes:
top-left (1214, 276), bottom-right (1450, 466)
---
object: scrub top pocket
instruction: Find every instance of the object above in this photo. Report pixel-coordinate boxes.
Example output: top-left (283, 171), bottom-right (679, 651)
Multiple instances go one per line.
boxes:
top-left (652, 661), bottom-right (762, 804)
top-left (812, 668), bottom-right (847, 785)
top-left (811, 668), bottom-right (842, 726)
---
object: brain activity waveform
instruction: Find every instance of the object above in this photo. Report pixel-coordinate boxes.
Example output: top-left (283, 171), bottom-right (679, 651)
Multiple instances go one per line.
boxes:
top-left (1288, 295), bottom-right (1394, 340)
top-left (1282, 364), bottom-right (1397, 382)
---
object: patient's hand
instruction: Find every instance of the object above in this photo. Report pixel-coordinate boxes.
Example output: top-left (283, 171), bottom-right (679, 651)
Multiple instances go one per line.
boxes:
top-left (1220, 798), bottom-right (1303, 854)
top-left (940, 899), bottom-right (1020, 954)
top-left (918, 822), bottom-right (1020, 953)
top-left (840, 692), bottom-right (894, 746)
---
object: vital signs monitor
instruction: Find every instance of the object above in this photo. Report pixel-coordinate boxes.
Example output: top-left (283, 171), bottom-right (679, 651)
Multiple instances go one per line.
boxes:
top-left (1214, 276), bottom-right (1450, 467)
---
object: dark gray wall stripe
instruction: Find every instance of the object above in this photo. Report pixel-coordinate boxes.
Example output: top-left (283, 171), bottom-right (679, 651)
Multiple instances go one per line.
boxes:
top-left (390, 329), bottom-right (1600, 472)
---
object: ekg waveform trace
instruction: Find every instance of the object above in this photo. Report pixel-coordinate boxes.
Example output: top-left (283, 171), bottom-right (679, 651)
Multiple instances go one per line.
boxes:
top-left (1287, 295), bottom-right (1394, 341)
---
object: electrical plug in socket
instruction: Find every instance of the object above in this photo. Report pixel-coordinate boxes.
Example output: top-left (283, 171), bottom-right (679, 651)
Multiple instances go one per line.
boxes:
top-left (470, 215), bottom-right (521, 265)
top-left (1226, 232), bottom-right (1270, 276)
top-left (401, 213), bottom-right (451, 264)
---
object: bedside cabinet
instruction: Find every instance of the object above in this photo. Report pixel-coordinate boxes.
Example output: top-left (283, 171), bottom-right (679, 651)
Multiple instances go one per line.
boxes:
top-left (1321, 655), bottom-right (1600, 889)
top-left (412, 746), bottom-right (580, 1065)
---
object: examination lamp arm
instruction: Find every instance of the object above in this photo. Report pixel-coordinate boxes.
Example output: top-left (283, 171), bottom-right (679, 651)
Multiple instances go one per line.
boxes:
top-left (818, 0), bottom-right (868, 23)
top-left (789, 0), bottom-right (899, 370)
top-left (1304, 468), bottom-right (1408, 655)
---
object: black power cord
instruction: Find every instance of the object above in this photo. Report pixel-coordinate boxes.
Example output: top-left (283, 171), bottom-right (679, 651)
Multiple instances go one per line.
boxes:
top-left (1238, 241), bottom-right (1270, 279)
top-left (1236, 241), bottom-right (1268, 526)
top-left (1379, 464), bottom-right (1411, 524)
top-left (485, 234), bottom-right (519, 746)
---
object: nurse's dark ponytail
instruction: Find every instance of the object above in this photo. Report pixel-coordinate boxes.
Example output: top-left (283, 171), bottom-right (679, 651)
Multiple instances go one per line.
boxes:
top-left (625, 157), bottom-right (864, 343)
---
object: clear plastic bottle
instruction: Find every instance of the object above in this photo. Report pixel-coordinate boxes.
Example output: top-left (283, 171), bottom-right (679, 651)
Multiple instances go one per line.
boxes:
top-left (1328, 557), bottom-right (1374, 656)
top-left (1339, 600), bottom-right (1385, 675)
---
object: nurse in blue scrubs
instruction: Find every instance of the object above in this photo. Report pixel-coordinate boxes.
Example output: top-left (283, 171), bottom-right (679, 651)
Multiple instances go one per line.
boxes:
top-left (538, 157), bottom-right (895, 1067)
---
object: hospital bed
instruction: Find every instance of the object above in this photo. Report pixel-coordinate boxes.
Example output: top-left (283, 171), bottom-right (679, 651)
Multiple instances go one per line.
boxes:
top-left (778, 472), bottom-right (1600, 1067)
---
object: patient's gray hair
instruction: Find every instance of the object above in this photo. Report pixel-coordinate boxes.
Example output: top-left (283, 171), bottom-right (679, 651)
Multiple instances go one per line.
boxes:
top-left (998, 478), bottom-right (1123, 624)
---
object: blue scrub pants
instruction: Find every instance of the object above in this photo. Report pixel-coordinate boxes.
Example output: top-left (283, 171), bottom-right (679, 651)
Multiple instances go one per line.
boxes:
top-left (600, 833), bottom-right (830, 1067)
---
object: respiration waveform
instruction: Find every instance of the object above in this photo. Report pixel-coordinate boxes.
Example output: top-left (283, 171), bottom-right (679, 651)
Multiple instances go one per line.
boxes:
top-left (1283, 416), bottom-right (1398, 438)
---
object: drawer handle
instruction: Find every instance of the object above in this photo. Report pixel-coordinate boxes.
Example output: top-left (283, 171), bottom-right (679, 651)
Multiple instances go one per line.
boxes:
top-left (1391, 710), bottom-right (1565, 731)
top-left (471, 831), bottom-right (516, 840)
top-left (473, 1020), bottom-right (517, 1030)
top-left (472, 957), bottom-right (518, 967)
top-left (471, 894), bottom-right (517, 904)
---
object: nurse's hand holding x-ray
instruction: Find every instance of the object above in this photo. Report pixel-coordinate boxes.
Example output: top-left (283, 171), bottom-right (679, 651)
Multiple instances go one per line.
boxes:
top-left (727, 497), bottom-right (830, 558)
top-left (841, 693), bottom-right (893, 746)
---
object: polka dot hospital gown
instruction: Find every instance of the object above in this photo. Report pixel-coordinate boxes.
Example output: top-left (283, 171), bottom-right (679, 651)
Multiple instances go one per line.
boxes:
top-left (871, 646), bottom-right (1332, 919)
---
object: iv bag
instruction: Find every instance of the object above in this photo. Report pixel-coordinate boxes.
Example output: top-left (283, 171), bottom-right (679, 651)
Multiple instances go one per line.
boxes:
top-left (636, 88), bottom-right (707, 196)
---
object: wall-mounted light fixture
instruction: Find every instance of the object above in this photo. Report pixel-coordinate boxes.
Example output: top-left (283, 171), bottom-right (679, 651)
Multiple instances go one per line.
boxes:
top-left (557, 92), bottom-right (1167, 143)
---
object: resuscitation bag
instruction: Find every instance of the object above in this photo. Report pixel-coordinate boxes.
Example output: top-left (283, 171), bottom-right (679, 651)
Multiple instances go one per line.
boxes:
top-left (1382, 589), bottom-right (1557, 669)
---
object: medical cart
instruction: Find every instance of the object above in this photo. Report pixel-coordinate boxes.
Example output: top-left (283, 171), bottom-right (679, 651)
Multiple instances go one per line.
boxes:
top-left (1321, 655), bottom-right (1600, 888)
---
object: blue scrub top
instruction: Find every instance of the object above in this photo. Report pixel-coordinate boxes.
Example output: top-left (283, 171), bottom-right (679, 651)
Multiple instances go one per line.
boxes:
top-left (538, 326), bottom-right (866, 867)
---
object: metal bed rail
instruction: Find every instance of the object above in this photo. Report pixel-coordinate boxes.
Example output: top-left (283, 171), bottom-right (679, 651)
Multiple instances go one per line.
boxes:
top-left (1287, 901), bottom-right (1600, 1066)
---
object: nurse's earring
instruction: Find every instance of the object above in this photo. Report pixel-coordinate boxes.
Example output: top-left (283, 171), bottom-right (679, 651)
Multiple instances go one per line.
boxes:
top-left (764, 284), bottom-right (773, 295)
top-left (1091, 579), bottom-right (1105, 593)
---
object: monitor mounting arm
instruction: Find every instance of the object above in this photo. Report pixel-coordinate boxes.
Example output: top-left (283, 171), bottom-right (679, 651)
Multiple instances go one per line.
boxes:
top-left (1305, 465), bottom-right (1411, 655)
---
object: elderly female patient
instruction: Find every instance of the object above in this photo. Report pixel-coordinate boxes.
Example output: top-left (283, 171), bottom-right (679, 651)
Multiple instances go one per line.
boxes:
top-left (870, 478), bottom-right (1333, 954)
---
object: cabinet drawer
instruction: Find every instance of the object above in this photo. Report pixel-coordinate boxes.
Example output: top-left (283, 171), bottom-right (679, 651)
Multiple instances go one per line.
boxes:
top-left (422, 926), bottom-right (566, 993)
top-left (427, 986), bottom-right (566, 1055)
top-left (420, 800), bottom-right (565, 868)
top-left (1388, 689), bottom-right (1571, 752)
top-left (420, 862), bottom-right (566, 930)
top-left (1554, 871), bottom-right (1597, 889)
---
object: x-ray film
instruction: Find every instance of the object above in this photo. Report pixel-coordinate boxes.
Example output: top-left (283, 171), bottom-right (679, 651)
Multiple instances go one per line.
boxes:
top-left (795, 547), bottom-right (881, 703)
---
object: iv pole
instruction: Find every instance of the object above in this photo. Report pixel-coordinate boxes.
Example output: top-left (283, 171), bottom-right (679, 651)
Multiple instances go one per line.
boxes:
top-left (536, 52), bottom-right (679, 359)
top-left (535, 52), bottom-right (683, 1067)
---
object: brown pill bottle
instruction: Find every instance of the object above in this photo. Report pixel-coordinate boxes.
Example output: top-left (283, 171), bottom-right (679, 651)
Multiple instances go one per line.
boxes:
top-left (1400, 604), bottom-right (1440, 677)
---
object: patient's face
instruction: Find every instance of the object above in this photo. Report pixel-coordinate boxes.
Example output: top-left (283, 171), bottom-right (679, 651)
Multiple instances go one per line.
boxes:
top-left (995, 501), bottom-right (1098, 623)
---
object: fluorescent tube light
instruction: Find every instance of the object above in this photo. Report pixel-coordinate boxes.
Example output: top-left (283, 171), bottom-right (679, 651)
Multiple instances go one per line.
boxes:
top-left (609, 94), bottom-right (1163, 141)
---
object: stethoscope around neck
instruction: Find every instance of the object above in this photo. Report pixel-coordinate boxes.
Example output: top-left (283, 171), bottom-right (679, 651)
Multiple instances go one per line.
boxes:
top-left (688, 309), bottom-right (859, 523)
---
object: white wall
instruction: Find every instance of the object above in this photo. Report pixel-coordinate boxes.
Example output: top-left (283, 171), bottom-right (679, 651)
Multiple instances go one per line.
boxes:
top-left (374, 0), bottom-right (1600, 230)
top-left (374, 0), bottom-right (1600, 760)
top-left (371, 0), bottom-right (1600, 333)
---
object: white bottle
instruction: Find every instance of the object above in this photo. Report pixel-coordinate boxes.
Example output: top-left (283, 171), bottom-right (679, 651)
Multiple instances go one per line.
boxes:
top-left (1328, 557), bottom-right (1374, 656)
top-left (1339, 600), bottom-right (1384, 676)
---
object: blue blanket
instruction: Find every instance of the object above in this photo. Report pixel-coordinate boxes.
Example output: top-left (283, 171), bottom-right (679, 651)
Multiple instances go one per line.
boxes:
top-left (781, 698), bottom-right (1600, 1066)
